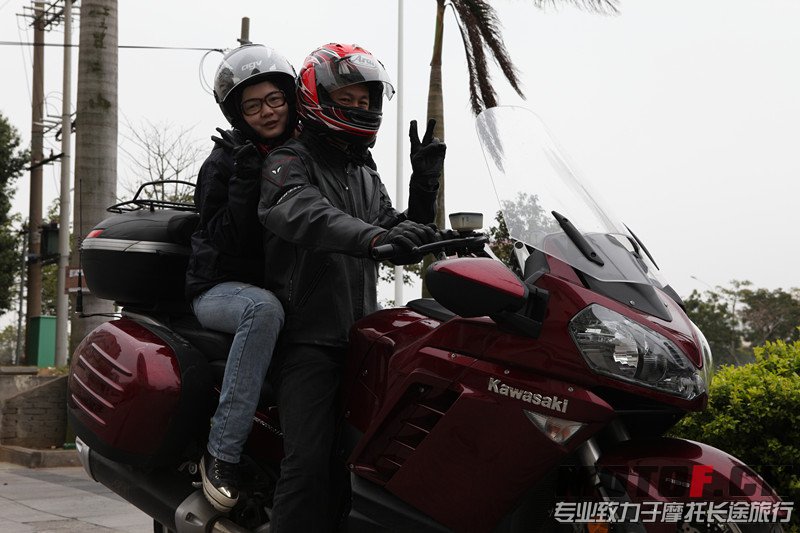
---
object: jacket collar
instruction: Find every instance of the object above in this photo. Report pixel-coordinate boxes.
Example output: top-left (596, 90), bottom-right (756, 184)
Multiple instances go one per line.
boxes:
top-left (300, 130), bottom-right (371, 167)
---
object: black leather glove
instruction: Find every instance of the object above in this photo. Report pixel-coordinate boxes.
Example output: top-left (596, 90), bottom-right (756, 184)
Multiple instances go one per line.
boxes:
top-left (211, 127), bottom-right (263, 179)
top-left (232, 141), bottom-right (263, 179)
top-left (409, 118), bottom-right (446, 191)
top-left (211, 127), bottom-right (236, 151)
top-left (373, 220), bottom-right (441, 264)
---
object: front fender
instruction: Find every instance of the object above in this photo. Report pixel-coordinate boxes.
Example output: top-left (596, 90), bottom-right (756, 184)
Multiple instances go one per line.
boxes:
top-left (596, 437), bottom-right (782, 504)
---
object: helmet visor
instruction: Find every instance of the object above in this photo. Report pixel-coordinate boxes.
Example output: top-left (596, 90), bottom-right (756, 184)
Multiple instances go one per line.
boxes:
top-left (315, 53), bottom-right (395, 103)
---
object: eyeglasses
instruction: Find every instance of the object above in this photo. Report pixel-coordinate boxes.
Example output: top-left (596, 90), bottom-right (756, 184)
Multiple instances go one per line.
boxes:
top-left (241, 91), bottom-right (287, 116)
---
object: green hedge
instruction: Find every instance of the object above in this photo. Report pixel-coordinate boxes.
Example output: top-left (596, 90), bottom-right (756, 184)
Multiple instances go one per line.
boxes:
top-left (673, 339), bottom-right (800, 507)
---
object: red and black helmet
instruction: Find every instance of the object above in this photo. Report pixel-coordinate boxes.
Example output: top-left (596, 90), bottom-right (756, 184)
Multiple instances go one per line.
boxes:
top-left (297, 43), bottom-right (395, 146)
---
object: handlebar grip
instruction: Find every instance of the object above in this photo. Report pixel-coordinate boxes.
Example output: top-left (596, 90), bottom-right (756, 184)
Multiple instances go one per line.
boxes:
top-left (371, 244), bottom-right (397, 261)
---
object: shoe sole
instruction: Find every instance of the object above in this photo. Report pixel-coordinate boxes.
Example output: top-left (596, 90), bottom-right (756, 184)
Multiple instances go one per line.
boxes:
top-left (200, 456), bottom-right (238, 512)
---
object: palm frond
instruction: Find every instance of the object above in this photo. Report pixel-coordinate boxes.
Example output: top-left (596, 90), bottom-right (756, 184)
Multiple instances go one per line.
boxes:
top-left (466, 18), bottom-right (499, 109)
top-left (450, 0), bottom-right (496, 114)
top-left (448, 0), bottom-right (619, 116)
top-left (461, 0), bottom-right (524, 98)
top-left (450, 0), bottom-right (525, 116)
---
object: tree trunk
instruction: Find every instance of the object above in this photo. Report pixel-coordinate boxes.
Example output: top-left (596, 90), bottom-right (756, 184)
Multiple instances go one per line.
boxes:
top-left (70, 0), bottom-right (118, 355)
top-left (421, 0), bottom-right (446, 298)
top-left (427, 0), bottom-right (446, 231)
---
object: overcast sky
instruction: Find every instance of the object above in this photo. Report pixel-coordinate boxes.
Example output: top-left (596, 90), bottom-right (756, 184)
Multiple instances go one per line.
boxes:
top-left (2, 0), bottom-right (799, 301)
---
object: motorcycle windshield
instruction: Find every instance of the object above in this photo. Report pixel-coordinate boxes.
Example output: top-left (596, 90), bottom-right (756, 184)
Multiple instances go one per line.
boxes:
top-left (476, 106), bottom-right (668, 289)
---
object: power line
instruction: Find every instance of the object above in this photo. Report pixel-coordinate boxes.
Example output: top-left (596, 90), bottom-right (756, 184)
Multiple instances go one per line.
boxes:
top-left (0, 40), bottom-right (222, 51)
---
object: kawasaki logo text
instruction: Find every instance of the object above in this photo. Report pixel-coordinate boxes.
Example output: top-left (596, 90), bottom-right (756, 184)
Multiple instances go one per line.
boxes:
top-left (487, 377), bottom-right (569, 413)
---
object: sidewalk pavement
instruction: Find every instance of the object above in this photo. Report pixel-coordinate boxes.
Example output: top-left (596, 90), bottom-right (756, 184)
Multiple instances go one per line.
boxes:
top-left (0, 463), bottom-right (152, 532)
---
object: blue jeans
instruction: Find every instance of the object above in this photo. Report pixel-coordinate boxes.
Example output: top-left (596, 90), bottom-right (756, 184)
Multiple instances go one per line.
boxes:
top-left (192, 282), bottom-right (284, 464)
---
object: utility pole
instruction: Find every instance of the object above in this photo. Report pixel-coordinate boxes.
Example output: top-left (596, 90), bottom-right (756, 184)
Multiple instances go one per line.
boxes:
top-left (238, 17), bottom-right (250, 45)
top-left (24, 0), bottom-right (46, 365)
top-left (70, 0), bottom-right (118, 354)
top-left (394, 0), bottom-right (405, 305)
top-left (55, 0), bottom-right (73, 367)
top-left (14, 231), bottom-right (28, 365)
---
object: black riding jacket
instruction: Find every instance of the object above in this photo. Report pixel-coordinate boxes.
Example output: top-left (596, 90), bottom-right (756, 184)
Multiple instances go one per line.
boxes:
top-left (185, 129), bottom-right (265, 299)
top-left (257, 131), bottom-right (437, 347)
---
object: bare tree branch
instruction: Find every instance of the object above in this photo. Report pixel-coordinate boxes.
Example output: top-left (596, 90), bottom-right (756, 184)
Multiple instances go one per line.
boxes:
top-left (119, 117), bottom-right (205, 204)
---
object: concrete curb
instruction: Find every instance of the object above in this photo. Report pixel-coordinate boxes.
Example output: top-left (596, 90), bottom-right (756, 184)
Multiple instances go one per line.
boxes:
top-left (0, 444), bottom-right (80, 468)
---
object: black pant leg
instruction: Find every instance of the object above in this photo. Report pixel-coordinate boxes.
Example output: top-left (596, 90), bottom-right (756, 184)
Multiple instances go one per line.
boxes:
top-left (270, 344), bottom-right (344, 533)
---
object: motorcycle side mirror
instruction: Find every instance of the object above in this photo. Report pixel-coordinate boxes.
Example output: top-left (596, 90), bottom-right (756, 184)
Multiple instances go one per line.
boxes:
top-left (426, 257), bottom-right (527, 318)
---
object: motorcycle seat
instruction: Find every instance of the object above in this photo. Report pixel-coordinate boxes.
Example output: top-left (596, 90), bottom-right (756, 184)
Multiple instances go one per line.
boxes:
top-left (168, 313), bottom-right (233, 362)
top-left (168, 314), bottom-right (278, 407)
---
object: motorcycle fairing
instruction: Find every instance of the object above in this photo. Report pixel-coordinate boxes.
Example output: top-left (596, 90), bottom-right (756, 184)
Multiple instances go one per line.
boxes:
top-left (346, 309), bottom-right (618, 532)
top-left (597, 437), bottom-right (783, 504)
top-left (343, 254), bottom-right (716, 531)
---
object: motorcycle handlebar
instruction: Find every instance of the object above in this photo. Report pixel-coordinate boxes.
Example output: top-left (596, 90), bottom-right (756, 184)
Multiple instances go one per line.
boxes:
top-left (371, 244), bottom-right (398, 261)
top-left (370, 233), bottom-right (489, 261)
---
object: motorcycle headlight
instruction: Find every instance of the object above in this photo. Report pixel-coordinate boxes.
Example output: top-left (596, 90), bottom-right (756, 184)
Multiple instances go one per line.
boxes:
top-left (569, 304), bottom-right (706, 400)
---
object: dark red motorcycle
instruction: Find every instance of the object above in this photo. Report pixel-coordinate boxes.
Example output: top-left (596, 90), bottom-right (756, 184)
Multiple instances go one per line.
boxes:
top-left (67, 107), bottom-right (788, 532)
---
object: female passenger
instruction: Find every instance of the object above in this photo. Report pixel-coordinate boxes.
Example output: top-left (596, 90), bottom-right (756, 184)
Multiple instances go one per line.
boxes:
top-left (185, 44), bottom-right (296, 513)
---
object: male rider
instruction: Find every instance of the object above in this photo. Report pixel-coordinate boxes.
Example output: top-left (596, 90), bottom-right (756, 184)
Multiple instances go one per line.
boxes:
top-left (257, 43), bottom-right (446, 532)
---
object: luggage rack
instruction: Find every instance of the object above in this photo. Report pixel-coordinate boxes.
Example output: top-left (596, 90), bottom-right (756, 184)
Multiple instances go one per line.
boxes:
top-left (107, 180), bottom-right (197, 213)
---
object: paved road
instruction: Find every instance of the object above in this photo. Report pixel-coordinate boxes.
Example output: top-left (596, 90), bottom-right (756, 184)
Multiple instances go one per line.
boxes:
top-left (0, 463), bottom-right (152, 532)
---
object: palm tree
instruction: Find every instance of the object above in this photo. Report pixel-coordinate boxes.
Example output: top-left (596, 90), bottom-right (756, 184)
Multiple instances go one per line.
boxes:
top-left (425, 0), bottom-right (618, 230)
top-left (416, 0), bottom-right (616, 296)
top-left (70, 0), bottom-right (119, 354)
